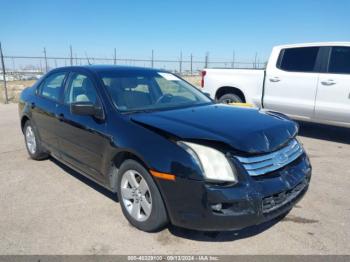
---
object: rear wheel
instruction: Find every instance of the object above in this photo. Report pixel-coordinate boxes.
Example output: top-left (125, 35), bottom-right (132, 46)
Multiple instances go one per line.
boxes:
top-left (218, 93), bottom-right (243, 104)
top-left (117, 160), bottom-right (168, 232)
top-left (23, 120), bottom-right (49, 160)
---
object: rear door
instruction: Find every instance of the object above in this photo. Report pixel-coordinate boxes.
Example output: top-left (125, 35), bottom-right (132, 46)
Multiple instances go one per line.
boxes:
top-left (315, 46), bottom-right (350, 124)
top-left (263, 47), bottom-right (321, 118)
top-left (31, 71), bottom-right (67, 153)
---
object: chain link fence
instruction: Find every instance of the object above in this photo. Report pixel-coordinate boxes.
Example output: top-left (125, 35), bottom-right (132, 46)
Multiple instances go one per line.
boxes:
top-left (0, 46), bottom-right (266, 103)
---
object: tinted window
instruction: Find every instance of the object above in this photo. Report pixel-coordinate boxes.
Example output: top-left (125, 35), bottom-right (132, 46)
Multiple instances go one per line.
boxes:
top-left (65, 74), bottom-right (98, 104)
top-left (278, 47), bottom-right (319, 72)
top-left (39, 72), bottom-right (66, 101)
top-left (328, 47), bottom-right (350, 74)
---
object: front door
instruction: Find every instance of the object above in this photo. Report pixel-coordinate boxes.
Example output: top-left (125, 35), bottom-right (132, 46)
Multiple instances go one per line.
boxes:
top-left (56, 72), bottom-right (108, 183)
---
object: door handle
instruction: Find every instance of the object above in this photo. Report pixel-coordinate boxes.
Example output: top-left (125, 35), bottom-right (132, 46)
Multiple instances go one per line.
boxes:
top-left (321, 79), bottom-right (336, 86)
top-left (269, 77), bottom-right (281, 82)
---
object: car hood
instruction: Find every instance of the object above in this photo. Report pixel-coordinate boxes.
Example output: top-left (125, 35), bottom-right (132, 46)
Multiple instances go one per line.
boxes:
top-left (130, 104), bottom-right (298, 154)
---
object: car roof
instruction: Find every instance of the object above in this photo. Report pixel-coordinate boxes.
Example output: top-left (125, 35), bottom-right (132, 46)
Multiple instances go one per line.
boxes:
top-left (51, 65), bottom-right (166, 74)
top-left (274, 42), bottom-right (350, 49)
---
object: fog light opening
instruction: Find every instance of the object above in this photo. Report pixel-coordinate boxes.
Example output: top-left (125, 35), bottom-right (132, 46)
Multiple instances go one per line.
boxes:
top-left (211, 203), bottom-right (222, 212)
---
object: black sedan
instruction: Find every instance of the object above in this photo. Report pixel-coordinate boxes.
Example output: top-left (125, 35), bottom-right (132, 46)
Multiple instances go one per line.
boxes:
top-left (19, 65), bottom-right (311, 232)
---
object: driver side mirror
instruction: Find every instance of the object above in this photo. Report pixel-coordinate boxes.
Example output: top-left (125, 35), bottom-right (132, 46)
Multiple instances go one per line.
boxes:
top-left (70, 102), bottom-right (105, 121)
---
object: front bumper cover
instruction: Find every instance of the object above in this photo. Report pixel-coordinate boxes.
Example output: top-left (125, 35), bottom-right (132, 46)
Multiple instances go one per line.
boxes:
top-left (157, 153), bottom-right (311, 231)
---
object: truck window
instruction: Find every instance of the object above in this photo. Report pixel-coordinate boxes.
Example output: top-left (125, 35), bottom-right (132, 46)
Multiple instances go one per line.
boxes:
top-left (328, 47), bottom-right (350, 74)
top-left (277, 47), bottom-right (319, 72)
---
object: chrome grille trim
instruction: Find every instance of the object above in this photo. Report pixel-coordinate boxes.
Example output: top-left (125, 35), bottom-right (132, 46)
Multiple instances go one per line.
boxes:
top-left (235, 139), bottom-right (303, 176)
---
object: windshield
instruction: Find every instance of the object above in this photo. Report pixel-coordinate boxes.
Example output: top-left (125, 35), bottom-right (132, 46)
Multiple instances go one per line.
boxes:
top-left (98, 70), bottom-right (212, 112)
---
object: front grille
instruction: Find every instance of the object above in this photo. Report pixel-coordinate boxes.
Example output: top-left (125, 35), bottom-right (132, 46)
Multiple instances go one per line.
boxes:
top-left (262, 179), bottom-right (307, 214)
top-left (235, 139), bottom-right (303, 176)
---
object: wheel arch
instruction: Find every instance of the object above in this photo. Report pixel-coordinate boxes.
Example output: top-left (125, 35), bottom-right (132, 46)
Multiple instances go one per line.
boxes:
top-left (108, 150), bottom-right (151, 192)
top-left (215, 86), bottom-right (246, 102)
top-left (112, 150), bottom-right (150, 171)
top-left (21, 115), bottom-right (30, 133)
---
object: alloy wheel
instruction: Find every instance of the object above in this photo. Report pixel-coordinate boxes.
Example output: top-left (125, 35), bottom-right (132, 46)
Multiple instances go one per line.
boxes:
top-left (120, 170), bottom-right (152, 222)
top-left (25, 126), bottom-right (37, 154)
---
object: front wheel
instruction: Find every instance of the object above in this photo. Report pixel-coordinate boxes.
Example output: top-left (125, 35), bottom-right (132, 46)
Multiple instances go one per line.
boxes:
top-left (218, 93), bottom-right (243, 104)
top-left (117, 160), bottom-right (168, 232)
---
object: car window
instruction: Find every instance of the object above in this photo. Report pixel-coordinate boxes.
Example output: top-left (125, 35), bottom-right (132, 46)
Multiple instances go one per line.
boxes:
top-left (278, 47), bottom-right (320, 72)
top-left (65, 73), bottom-right (98, 105)
top-left (328, 47), bottom-right (350, 74)
top-left (155, 75), bottom-right (197, 101)
top-left (39, 72), bottom-right (66, 101)
top-left (100, 71), bottom-right (211, 112)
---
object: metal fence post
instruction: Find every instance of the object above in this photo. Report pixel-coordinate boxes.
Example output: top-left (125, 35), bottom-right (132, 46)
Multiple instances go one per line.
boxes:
top-left (190, 53), bottom-right (193, 75)
top-left (204, 52), bottom-right (209, 68)
top-left (179, 51), bottom-right (182, 74)
top-left (43, 47), bottom-right (48, 73)
top-left (114, 48), bottom-right (117, 65)
top-left (231, 50), bottom-right (235, 68)
top-left (151, 50), bottom-right (154, 68)
top-left (0, 42), bottom-right (9, 104)
top-left (70, 45), bottom-right (73, 66)
top-left (254, 52), bottom-right (257, 69)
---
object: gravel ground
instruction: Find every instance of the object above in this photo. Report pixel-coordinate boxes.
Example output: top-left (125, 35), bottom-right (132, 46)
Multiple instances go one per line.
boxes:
top-left (0, 103), bottom-right (349, 255)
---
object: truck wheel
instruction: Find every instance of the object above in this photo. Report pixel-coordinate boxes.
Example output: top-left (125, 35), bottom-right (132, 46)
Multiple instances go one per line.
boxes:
top-left (23, 120), bottom-right (49, 160)
top-left (117, 160), bottom-right (168, 232)
top-left (218, 93), bottom-right (243, 104)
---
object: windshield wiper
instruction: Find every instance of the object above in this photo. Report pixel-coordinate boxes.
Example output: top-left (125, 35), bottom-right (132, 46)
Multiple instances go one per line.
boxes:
top-left (123, 108), bottom-right (158, 114)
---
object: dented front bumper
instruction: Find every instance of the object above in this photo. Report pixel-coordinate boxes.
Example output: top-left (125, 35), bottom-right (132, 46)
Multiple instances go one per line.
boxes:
top-left (156, 153), bottom-right (311, 231)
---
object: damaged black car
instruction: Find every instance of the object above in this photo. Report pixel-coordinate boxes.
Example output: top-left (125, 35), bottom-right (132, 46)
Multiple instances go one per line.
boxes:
top-left (18, 65), bottom-right (311, 232)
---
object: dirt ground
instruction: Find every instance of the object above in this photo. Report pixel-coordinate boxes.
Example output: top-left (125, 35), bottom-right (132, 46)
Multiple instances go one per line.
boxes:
top-left (0, 103), bottom-right (349, 255)
top-left (0, 80), bottom-right (36, 103)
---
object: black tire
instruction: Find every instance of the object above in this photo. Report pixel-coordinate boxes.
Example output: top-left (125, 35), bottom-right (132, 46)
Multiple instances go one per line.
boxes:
top-left (218, 93), bottom-right (243, 104)
top-left (23, 120), bottom-right (49, 160)
top-left (117, 160), bottom-right (168, 232)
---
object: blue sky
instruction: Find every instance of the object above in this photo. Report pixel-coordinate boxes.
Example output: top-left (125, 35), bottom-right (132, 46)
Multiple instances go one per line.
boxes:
top-left (1, 0), bottom-right (350, 63)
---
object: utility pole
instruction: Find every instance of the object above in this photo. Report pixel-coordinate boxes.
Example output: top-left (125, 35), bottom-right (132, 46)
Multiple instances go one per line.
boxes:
top-left (114, 48), bottom-right (117, 65)
top-left (70, 45), bottom-right (73, 66)
top-left (151, 49), bottom-right (154, 68)
top-left (43, 47), bottom-right (48, 73)
top-left (0, 42), bottom-right (8, 104)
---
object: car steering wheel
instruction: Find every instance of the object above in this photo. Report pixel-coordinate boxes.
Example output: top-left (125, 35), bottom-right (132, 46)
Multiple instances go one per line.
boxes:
top-left (156, 93), bottom-right (173, 104)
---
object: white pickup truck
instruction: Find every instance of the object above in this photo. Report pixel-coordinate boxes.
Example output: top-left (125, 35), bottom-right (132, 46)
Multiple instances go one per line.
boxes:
top-left (202, 42), bottom-right (350, 128)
